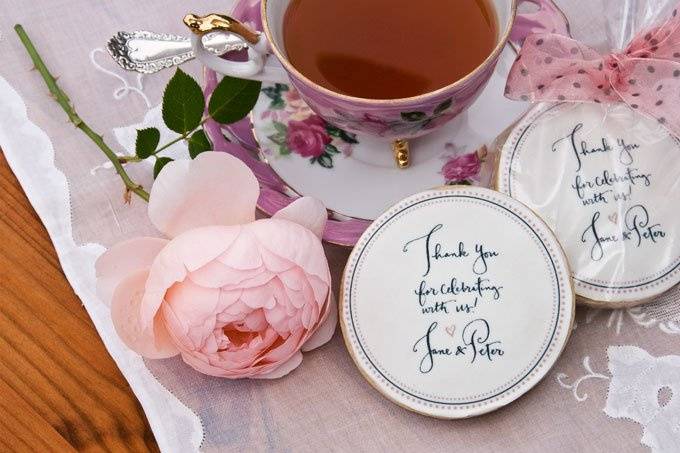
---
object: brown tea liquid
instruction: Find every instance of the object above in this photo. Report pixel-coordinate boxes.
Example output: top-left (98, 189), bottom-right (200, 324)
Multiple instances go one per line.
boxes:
top-left (283, 0), bottom-right (498, 99)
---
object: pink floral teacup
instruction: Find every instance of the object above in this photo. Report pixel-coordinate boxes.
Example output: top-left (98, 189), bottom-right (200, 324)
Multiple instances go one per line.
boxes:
top-left (186, 0), bottom-right (569, 167)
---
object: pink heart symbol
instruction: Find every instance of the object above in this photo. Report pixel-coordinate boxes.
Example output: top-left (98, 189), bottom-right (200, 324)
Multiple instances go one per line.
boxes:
top-left (445, 325), bottom-right (456, 337)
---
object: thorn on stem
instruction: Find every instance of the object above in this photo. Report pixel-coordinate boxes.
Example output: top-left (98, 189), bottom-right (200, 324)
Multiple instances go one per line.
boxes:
top-left (118, 155), bottom-right (139, 165)
top-left (123, 188), bottom-right (132, 205)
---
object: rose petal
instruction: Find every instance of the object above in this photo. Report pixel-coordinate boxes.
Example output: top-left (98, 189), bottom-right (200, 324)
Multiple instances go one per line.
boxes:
top-left (160, 298), bottom-right (196, 351)
top-left (216, 229), bottom-right (263, 270)
top-left (95, 237), bottom-right (168, 306)
top-left (148, 152), bottom-right (259, 238)
top-left (250, 220), bottom-right (330, 283)
top-left (259, 246), bottom-right (296, 273)
top-left (273, 197), bottom-right (328, 239)
top-left (251, 351), bottom-right (303, 379)
top-left (202, 334), bottom-right (219, 354)
top-left (278, 267), bottom-right (304, 291)
top-left (171, 226), bottom-right (241, 272)
top-left (263, 303), bottom-right (289, 331)
top-left (179, 328), bottom-right (281, 376)
top-left (181, 347), bottom-right (299, 379)
top-left (243, 309), bottom-right (268, 331)
top-left (164, 280), bottom-right (221, 331)
top-left (302, 294), bottom-right (337, 352)
top-left (110, 270), bottom-right (179, 359)
top-left (240, 284), bottom-right (276, 309)
top-left (300, 302), bottom-right (316, 329)
top-left (259, 329), bottom-right (304, 363)
top-left (189, 261), bottom-right (266, 288)
top-left (284, 286), bottom-right (308, 310)
top-left (140, 226), bottom-right (239, 330)
top-left (222, 300), bottom-right (250, 318)
top-left (181, 350), bottom-right (254, 377)
top-left (308, 274), bottom-right (331, 308)
top-left (216, 289), bottom-right (242, 312)
top-left (228, 270), bottom-right (275, 290)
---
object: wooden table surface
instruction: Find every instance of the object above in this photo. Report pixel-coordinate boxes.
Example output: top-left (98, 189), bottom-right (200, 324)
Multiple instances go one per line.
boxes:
top-left (0, 151), bottom-right (159, 452)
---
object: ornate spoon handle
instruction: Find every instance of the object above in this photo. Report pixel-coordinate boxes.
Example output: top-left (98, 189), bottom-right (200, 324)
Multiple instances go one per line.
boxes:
top-left (106, 30), bottom-right (247, 74)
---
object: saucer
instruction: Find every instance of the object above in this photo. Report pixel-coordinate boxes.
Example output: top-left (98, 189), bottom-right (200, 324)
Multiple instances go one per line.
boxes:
top-left (250, 45), bottom-right (529, 221)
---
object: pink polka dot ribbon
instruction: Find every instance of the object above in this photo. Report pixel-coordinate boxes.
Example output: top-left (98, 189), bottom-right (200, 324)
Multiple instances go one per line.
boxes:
top-left (506, 5), bottom-right (680, 136)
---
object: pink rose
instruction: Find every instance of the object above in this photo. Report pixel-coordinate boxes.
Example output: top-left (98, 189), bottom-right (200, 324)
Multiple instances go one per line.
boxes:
top-left (357, 113), bottom-right (392, 137)
top-left (441, 152), bottom-right (482, 183)
top-left (285, 89), bottom-right (302, 103)
top-left (423, 111), bottom-right (458, 131)
top-left (286, 115), bottom-right (331, 158)
top-left (96, 152), bottom-right (335, 379)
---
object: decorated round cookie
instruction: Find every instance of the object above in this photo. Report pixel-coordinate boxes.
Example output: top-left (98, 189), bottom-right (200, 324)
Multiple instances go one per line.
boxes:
top-left (497, 102), bottom-right (680, 306)
top-left (340, 187), bottom-right (574, 418)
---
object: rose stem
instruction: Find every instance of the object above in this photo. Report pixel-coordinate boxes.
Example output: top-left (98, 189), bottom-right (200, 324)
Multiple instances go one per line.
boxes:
top-left (13, 24), bottom-right (150, 202)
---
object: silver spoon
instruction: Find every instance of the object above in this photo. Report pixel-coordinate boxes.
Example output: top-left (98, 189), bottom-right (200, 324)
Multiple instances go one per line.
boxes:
top-left (107, 30), bottom-right (248, 74)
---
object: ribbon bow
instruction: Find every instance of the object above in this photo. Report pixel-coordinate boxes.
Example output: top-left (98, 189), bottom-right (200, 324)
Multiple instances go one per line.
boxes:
top-left (506, 6), bottom-right (680, 136)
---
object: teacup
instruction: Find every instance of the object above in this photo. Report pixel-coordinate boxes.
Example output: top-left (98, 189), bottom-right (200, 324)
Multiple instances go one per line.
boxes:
top-left (186, 0), bottom-right (568, 168)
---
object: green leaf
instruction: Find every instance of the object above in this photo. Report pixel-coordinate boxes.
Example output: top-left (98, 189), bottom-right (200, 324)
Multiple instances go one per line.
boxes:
top-left (209, 76), bottom-right (262, 124)
top-left (401, 111), bottom-right (427, 122)
top-left (262, 85), bottom-right (287, 110)
top-left (262, 83), bottom-right (289, 99)
top-left (325, 124), bottom-right (342, 137)
top-left (187, 129), bottom-right (211, 159)
top-left (261, 86), bottom-right (278, 99)
top-left (270, 98), bottom-right (285, 110)
top-left (268, 122), bottom-right (288, 146)
top-left (339, 130), bottom-right (359, 144)
top-left (279, 145), bottom-right (291, 155)
top-left (316, 153), bottom-right (334, 169)
top-left (434, 98), bottom-right (454, 115)
top-left (153, 157), bottom-right (174, 178)
top-left (268, 133), bottom-right (287, 146)
top-left (325, 144), bottom-right (340, 155)
top-left (162, 69), bottom-right (205, 135)
top-left (327, 124), bottom-right (358, 144)
top-left (135, 127), bottom-right (160, 159)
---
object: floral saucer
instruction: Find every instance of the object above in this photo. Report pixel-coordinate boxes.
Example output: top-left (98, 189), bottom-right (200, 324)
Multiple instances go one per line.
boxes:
top-left (250, 45), bottom-right (529, 221)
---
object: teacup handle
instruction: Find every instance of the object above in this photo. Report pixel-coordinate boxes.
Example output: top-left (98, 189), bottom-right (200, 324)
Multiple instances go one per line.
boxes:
top-left (511, 0), bottom-right (572, 45)
top-left (184, 13), bottom-right (289, 83)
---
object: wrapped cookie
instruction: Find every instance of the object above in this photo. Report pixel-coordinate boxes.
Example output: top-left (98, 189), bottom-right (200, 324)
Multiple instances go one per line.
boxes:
top-left (497, 0), bottom-right (680, 306)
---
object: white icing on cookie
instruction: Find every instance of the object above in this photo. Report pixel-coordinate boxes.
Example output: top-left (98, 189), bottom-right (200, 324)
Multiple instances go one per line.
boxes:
top-left (498, 102), bottom-right (680, 305)
top-left (341, 187), bottom-right (574, 418)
